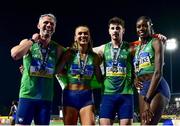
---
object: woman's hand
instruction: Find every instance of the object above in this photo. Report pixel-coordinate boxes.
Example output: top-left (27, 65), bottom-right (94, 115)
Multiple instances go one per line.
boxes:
top-left (32, 33), bottom-right (41, 42)
top-left (134, 78), bottom-right (143, 93)
top-left (19, 65), bottom-right (24, 74)
top-left (152, 34), bottom-right (167, 44)
top-left (142, 102), bottom-right (154, 124)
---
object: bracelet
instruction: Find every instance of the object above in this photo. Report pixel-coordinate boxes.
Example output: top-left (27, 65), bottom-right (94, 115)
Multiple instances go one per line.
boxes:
top-left (29, 38), bottom-right (35, 44)
top-left (144, 96), bottom-right (151, 104)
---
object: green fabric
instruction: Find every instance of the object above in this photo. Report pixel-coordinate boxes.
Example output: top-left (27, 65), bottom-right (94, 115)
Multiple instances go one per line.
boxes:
top-left (90, 75), bottom-right (102, 89)
top-left (103, 42), bottom-right (133, 94)
top-left (19, 41), bottom-right (61, 101)
top-left (66, 50), bottom-right (96, 87)
top-left (134, 38), bottom-right (155, 77)
top-left (55, 74), bottom-right (68, 90)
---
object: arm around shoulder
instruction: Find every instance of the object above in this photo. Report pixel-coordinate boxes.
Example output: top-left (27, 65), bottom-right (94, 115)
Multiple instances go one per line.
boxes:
top-left (93, 44), bottom-right (105, 58)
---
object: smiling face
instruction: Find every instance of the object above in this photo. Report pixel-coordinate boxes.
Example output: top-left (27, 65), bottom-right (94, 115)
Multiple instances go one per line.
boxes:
top-left (38, 16), bottom-right (56, 38)
top-left (109, 23), bottom-right (124, 42)
top-left (75, 26), bottom-right (90, 46)
top-left (136, 19), bottom-right (152, 38)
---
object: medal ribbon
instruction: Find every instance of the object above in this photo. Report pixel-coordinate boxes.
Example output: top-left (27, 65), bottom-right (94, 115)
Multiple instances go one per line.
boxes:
top-left (110, 42), bottom-right (123, 65)
top-left (40, 44), bottom-right (51, 70)
top-left (77, 51), bottom-right (88, 76)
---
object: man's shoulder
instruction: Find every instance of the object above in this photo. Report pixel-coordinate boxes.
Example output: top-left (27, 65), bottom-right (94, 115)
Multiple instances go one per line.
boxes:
top-left (50, 40), bottom-right (61, 46)
top-left (95, 42), bottom-right (110, 49)
top-left (51, 40), bottom-right (66, 50)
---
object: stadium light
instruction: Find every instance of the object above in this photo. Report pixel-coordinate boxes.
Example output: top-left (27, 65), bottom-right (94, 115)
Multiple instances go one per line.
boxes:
top-left (165, 38), bottom-right (178, 93)
top-left (175, 97), bottom-right (180, 102)
top-left (175, 97), bottom-right (180, 108)
top-left (166, 38), bottom-right (177, 51)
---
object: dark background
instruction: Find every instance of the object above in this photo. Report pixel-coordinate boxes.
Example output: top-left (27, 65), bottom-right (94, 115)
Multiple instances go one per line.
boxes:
top-left (0, 0), bottom-right (179, 115)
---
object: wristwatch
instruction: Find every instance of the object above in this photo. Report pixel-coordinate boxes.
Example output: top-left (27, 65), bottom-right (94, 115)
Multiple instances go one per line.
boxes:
top-left (144, 96), bottom-right (151, 104)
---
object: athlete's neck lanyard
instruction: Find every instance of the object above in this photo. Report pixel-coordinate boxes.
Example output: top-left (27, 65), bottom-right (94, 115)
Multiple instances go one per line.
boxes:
top-left (110, 42), bottom-right (123, 65)
top-left (110, 42), bottom-right (123, 72)
top-left (40, 44), bottom-right (51, 71)
top-left (77, 51), bottom-right (88, 76)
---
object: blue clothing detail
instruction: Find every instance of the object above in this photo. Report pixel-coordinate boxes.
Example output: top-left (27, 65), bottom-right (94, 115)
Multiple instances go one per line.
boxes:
top-left (15, 98), bottom-right (51, 125)
top-left (12, 113), bottom-right (16, 120)
top-left (71, 64), bottom-right (94, 76)
top-left (99, 94), bottom-right (134, 119)
top-left (163, 119), bottom-right (173, 126)
top-left (63, 89), bottom-right (94, 110)
top-left (140, 77), bottom-right (170, 100)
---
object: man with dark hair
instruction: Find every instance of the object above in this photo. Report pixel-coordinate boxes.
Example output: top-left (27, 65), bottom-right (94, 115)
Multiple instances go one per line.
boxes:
top-left (93, 17), bottom-right (134, 125)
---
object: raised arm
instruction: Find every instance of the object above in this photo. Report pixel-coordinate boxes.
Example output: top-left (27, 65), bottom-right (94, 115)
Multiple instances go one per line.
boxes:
top-left (11, 33), bottom-right (40, 60)
top-left (11, 39), bottom-right (34, 60)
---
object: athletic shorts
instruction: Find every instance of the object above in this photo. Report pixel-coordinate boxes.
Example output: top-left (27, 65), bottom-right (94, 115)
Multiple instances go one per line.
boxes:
top-left (63, 89), bottom-right (94, 110)
top-left (15, 98), bottom-right (52, 125)
top-left (140, 77), bottom-right (170, 100)
top-left (99, 94), bottom-right (134, 120)
top-left (12, 113), bottom-right (16, 120)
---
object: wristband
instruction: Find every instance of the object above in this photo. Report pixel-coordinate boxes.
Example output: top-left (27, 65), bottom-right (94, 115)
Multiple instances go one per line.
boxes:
top-left (144, 96), bottom-right (151, 104)
top-left (29, 38), bottom-right (35, 44)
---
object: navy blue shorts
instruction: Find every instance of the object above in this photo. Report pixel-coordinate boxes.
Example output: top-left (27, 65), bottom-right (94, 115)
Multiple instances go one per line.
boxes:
top-left (140, 77), bottom-right (170, 100)
top-left (15, 98), bottom-right (52, 125)
top-left (99, 94), bottom-right (134, 120)
top-left (63, 89), bottom-right (94, 110)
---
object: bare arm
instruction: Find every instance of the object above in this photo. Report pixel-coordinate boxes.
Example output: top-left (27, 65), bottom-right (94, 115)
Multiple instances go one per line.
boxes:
top-left (56, 45), bottom-right (66, 62)
top-left (8, 106), bottom-right (13, 116)
top-left (56, 49), bottom-right (72, 75)
top-left (93, 53), bottom-right (103, 83)
top-left (141, 39), bottom-right (164, 124)
top-left (93, 44), bottom-right (105, 59)
top-left (146, 39), bottom-right (164, 99)
top-left (10, 33), bottom-right (41, 60)
top-left (11, 39), bottom-right (33, 60)
top-left (55, 45), bottom-right (66, 73)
